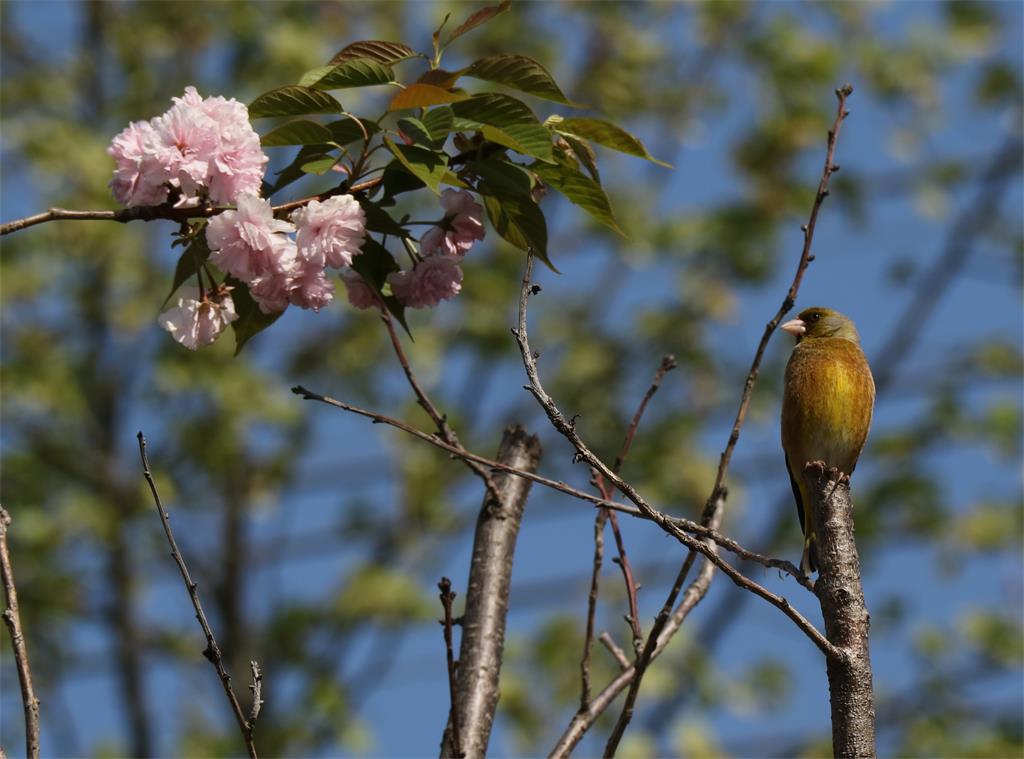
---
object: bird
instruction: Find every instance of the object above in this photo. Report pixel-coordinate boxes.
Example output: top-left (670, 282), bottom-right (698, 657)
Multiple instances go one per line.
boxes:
top-left (780, 307), bottom-right (875, 575)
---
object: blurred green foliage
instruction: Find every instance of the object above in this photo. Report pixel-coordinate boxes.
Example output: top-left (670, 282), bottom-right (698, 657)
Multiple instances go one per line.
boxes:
top-left (1, 2), bottom-right (1021, 758)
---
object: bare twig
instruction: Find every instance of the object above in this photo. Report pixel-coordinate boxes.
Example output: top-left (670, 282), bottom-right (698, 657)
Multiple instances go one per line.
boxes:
top-left (598, 632), bottom-right (631, 671)
top-left (248, 661), bottom-right (264, 727)
top-left (549, 495), bottom-right (726, 759)
top-left (0, 177), bottom-right (384, 236)
top-left (580, 507), bottom-right (608, 709)
top-left (289, 385), bottom-right (812, 588)
top-left (437, 577), bottom-right (463, 759)
top-left (704, 84), bottom-right (854, 514)
top-left (379, 310), bottom-right (502, 498)
top-left (136, 432), bottom-right (259, 759)
top-left (0, 507), bottom-right (41, 759)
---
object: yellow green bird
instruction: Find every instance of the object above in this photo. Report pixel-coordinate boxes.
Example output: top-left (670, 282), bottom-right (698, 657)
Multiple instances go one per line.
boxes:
top-left (780, 307), bottom-right (875, 575)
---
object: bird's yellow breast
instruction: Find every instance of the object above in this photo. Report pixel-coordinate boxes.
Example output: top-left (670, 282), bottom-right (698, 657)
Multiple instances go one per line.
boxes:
top-left (781, 337), bottom-right (875, 475)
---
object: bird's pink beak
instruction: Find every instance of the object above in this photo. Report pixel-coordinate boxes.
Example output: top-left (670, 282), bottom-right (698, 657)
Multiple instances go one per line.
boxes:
top-left (781, 318), bottom-right (806, 337)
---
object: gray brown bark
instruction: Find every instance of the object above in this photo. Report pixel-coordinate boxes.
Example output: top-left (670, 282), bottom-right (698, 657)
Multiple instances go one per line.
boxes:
top-left (804, 467), bottom-right (876, 758)
top-left (440, 425), bottom-right (542, 759)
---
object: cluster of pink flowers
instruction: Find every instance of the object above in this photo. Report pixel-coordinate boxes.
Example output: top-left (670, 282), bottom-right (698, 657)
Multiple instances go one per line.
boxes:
top-left (108, 87), bottom-right (267, 207)
top-left (384, 189), bottom-right (485, 310)
top-left (206, 193), bottom-right (367, 315)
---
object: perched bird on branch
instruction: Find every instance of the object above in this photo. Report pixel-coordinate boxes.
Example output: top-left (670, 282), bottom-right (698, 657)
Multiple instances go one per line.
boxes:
top-left (780, 307), bottom-right (875, 575)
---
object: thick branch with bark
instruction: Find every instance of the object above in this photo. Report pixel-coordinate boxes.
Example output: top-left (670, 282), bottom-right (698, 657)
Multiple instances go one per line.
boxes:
top-left (440, 425), bottom-right (543, 759)
top-left (803, 466), bottom-right (876, 758)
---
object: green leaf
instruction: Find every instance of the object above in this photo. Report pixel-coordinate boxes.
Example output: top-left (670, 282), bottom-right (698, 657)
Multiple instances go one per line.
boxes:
top-left (444, 0), bottom-right (511, 46)
top-left (396, 117), bottom-right (435, 148)
top-left (260, 119), bottom-right (333, 147)
top-left (329, 40), bottom-right (419, 65)
top-left (351, 238), bottom-right (410, 334)
top-left (300, 156), bottom-right (340, 175)
top-left (384, 137), bottom-right (447, 193)
top-left (326, 117), bottom-right (378, 146)
top-left (464, 54), bottom-right (582, 107)
top-left (464, 158), bottom-right (535, 200)
top-left (451, 94), bottom-right (554, 162)
top-left (264, 145), bottom-right (336, 196)
top-left (359, 199), bottom-right (410, 238)
top-left (482, 194), bottom-right (553, 271)
top-left (229, 278), bottom-right (284, 355)
top-left (531, 161), bottom-right (624, 235)
top-left (298, 58), bottom-right (395, 90)
top-left (422, 106), bottom-right (455, 144)
top-left (389, 83), bottom-right (470, 110)
top-left (560, 134), bottom-right (600, 182)
top-left (548, 116), bottom-right (671, 167)
top-left (380, 159), bottom-right (427, 202)
top-left (248, 86), bottom-right (343, 119)
top-left (163, 235), bottom-right (210, 307)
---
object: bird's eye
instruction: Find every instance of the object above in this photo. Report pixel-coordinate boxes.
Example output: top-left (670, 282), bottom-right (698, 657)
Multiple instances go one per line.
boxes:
top-left (808, 312), bottom-right (821, 322)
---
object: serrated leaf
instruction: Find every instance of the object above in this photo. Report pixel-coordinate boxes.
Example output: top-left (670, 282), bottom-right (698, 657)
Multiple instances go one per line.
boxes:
top-left (479, 190), bottom-right (552, 270)
top-left (351, 238), bottom-right (410, 335)
top-left (464, 54), bottom-right (582, 106)
top-left (229, 278), bottom-right (284, 355)
top-left (550, 116), bottom-right (671, 167)
top-left (451, 94), bottom-right (554, 162)
top-left (248, 86), bottom-right (343, 119)
top-left (444, 0), bottom-right (511, 46)
top-left (389, 83), bottom-right (470, 110)
top-left (298, 58), bottom-right (394, 90)
top-left (359, 199), bottom-right (410, 238)
top-left (384, 137), bottom-right (447, 193)
top-left (422, 106), bottom-right (455, 144)
top-left (163, 236), bottom-right (210, 307)
top-left (260, 119), bottom-right (334, 147)
top-left (532, 161), bottom-right (624, 235)
top-left (329, 40), bottom-right (419, 65)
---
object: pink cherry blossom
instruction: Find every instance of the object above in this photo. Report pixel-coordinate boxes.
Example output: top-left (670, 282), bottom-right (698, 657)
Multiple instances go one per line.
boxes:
top-left (248, 237), bottom-right (300, 314)
top-left (107, 86), bottom-right (267, 207)
top-left (288, 263), bottom-right (335, 312)
top-left (341, 269), bottom-right (382, 310)
top-left (291, 195), bottom-right (367, 269)
top-left (159, 286), bottom-right (237, 350)
top-left (388, 255), bottom-right (463, 309)
top-left (420, 189), bottom-right (486, 257)
top-left (206, 194), bottom-right (295, 283)
top-left (108, 121), bottom-right (173, 207)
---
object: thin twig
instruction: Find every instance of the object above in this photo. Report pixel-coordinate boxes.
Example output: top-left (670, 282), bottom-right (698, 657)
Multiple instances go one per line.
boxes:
top-left (248, 661), bottom-right (264, 727)
top-left (0, 507), bottom-right (41, 759)
top-left (437, 577), bottom-right (463, 759)
top-left (379, 309), bottom-right (502, 498)
top-left (136, 432), bottom-right (258, 759)
top-left (0, 177), bottom-right (383, 236)
top-left (289, 385), bottom-right (812, 589)
top-left (598, 632), bottom-right (631, 671)
top-left (703, 84), bottom-right (854, 514)
top-left (580, 506), bottom-right (608, 709)
top-left (549, 495), bottom-right (726, 759)
top-left (601, 86), bottom-right (855, 757)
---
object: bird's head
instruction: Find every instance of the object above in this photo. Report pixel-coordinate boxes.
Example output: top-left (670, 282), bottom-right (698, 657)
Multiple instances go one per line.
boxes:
top-left (781, 307), bottom-right (860, 343)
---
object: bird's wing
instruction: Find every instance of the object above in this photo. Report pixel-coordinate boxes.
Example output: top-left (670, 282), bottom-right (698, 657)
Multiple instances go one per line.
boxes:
top-left (784, 450), bottom-right (806, 536)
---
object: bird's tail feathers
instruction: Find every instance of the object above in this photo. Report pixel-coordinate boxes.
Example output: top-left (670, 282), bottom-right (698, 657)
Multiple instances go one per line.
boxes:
top-left (800, 532), bottom-right (819, 575)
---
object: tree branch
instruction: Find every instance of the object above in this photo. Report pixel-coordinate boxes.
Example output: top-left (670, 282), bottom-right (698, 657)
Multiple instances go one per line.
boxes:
top-left (804, 465), bottom-right (876, 758)
top-left (136, 432), bottom-right (260, 759)
top-left (0, 177), bottom-right (383, 236)
top-left (441, 425), bottom-right (543, 759)
top-left (0, 507), bottom-right (41, 759)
